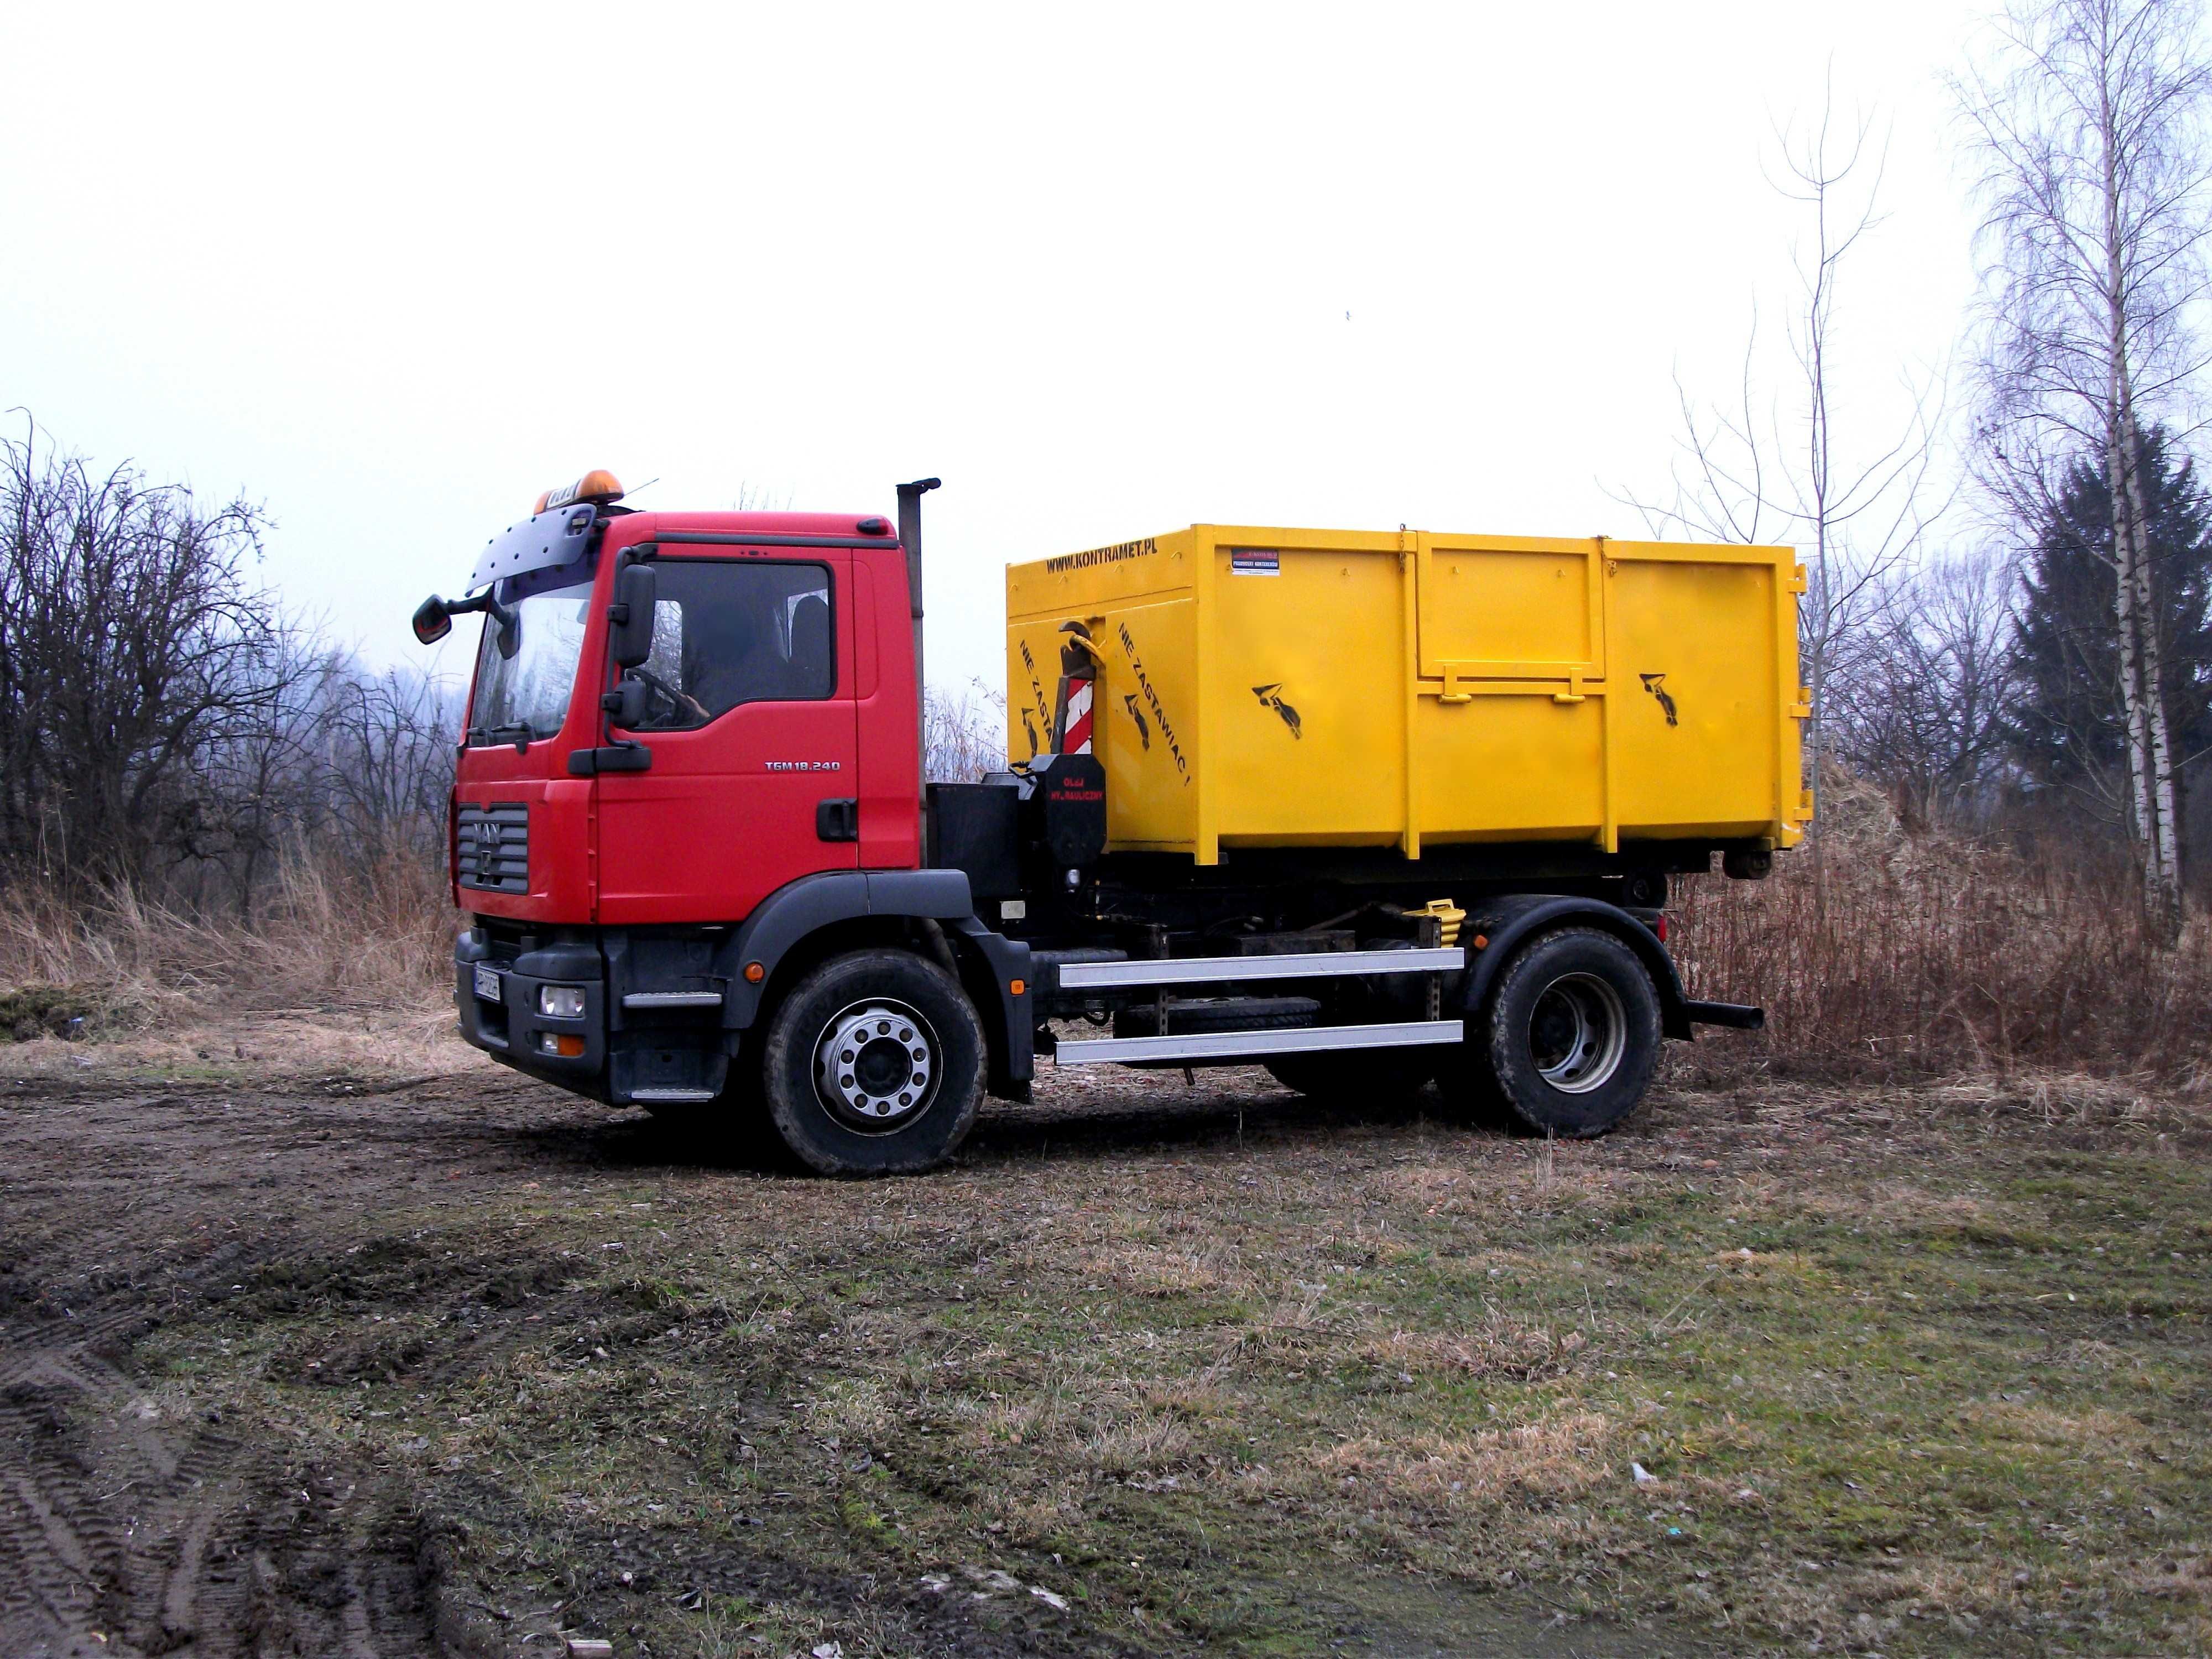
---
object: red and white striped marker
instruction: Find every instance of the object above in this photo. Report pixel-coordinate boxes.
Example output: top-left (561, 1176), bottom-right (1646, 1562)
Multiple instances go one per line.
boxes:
top-left (1062, 677), bottom-right (1094, 754)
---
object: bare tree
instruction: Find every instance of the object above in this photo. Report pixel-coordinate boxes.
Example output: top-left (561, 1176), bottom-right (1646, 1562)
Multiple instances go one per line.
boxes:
top-left (320, 662), bottom-right (464, 846)
top-left (1833, 552), bottom-right (2021, 828)
top-left (1620, 87), bottom-right (1944, 899)
top-left (1959, 0), bottom-right (2212, 938)
top-left (191, 622), bottom-right (345, 915)
top-left (0, 418), bottom-right (279, 890)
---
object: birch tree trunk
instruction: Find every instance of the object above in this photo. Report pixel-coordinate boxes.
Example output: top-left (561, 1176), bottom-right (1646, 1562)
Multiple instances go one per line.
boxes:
top-left (2121, 401), bottom-right (2187, 932)
top-left (2101, 48), bottom-right (2187, 942)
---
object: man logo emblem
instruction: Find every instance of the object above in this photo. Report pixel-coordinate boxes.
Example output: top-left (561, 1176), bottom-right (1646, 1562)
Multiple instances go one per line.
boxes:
top-left (475, 820), bottom-right (502, 850)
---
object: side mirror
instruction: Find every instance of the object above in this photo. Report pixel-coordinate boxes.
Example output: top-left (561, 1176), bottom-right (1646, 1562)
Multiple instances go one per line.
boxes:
top-left (411, 595), bottom-right (452, 645)
top-left (609, 563), bottom-right (658, 669)
top-left (601, 674), bottom-right (648, 729)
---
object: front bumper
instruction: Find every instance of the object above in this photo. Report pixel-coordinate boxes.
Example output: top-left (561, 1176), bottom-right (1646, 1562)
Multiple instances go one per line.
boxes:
top-left (453, 929), bottom-right (608, 1090)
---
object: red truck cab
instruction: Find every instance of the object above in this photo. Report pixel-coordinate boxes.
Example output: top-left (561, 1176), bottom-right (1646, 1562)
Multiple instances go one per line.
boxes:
top-left (419, 474), bottom-right (1036, 1172)
top-left (450, 499), bottom-right (921, 922)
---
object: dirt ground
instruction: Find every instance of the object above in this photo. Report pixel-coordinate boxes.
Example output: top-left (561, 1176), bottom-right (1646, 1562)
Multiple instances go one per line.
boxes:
top-left (3, 1020), bottom-right (2209, 1658)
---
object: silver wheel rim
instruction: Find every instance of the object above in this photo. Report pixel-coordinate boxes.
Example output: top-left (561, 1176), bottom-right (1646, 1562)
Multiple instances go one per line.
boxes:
top-left (814, 998), bottom-right (939, 1133)
top-left (1526, 972), bottom-right (1627, 1095)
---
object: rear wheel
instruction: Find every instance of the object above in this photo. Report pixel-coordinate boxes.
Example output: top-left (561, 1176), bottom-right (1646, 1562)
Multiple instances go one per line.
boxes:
top-left (1448, 927), bottom-right (1660, 1138)
top-left (761, 950), bottom-right (984, 1175)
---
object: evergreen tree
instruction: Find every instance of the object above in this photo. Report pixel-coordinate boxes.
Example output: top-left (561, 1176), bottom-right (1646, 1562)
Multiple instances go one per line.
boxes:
top-left (2008, 428), bottom-right (2212, 842)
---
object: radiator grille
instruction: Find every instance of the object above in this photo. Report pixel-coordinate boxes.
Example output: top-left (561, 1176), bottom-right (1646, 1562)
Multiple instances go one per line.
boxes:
top-left (456, 802), bottom-right (529, 894)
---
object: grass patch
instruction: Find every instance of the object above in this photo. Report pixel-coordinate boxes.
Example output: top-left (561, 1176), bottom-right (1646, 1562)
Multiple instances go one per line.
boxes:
top-left (123, 1076), bottom-right (2212, 1655)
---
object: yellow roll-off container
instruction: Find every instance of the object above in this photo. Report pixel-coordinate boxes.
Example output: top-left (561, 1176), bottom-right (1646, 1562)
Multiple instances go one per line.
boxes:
top-left (1006, 525), bottom-right (1812, 866)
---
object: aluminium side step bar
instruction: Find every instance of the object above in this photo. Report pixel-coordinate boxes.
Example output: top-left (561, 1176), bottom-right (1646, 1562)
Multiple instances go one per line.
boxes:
top-left (1049, 945), bottom-right (1465, 1067)
top-left (1055, 1019), bottom-right (1463, 1066)
top-left (1053, 946), bottom-right (1463, 989)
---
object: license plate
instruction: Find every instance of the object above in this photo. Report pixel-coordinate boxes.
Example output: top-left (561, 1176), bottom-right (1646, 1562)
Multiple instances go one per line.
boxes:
top-left (473, 964), bottom-right (503, 1003)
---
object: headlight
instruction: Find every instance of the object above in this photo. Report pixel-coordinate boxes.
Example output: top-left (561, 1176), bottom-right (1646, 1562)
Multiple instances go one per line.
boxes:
top-left (539, 985), bottom-right (586, 1019)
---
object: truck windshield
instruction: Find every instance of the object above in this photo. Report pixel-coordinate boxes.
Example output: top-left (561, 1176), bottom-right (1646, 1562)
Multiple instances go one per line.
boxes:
top-left (467, 564), bottom-right (596, 743)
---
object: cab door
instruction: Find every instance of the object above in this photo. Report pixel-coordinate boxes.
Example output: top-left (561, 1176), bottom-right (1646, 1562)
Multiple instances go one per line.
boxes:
top-left (593, 551), bottom-right (859, 924)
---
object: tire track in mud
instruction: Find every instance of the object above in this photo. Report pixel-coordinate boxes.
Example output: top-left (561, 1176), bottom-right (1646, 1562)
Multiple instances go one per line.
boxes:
top-left (0, 1074), bottom-right (1197, 1658)
top-left (0, 1275), bottom-right (445, 1657)
top-left (0, 1081), bottom-right (508, 1657)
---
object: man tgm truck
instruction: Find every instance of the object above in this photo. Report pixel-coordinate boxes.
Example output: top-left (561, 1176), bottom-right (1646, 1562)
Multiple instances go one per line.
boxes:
top-left (414, 472), bottom-right (1804, 1175)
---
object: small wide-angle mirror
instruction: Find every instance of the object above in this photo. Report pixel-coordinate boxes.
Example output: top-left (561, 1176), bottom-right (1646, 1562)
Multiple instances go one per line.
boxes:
top-left (609, 563), bottom-right (658, 669)
top-left (411, 595), bottom-right (451, 645)
top-left (601, 675), bottom-right (648, 729)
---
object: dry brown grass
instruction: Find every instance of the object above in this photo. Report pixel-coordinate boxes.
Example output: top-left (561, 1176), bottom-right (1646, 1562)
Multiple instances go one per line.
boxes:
top-left (1672, 779), bottom-right (2212, 1089)
top-left (0, 837), bottom-right (464, 1078)
top-left (1300, 1410), bottom-right (1620, 1506)
top-left (0, 838), bottom-right (452, 1012)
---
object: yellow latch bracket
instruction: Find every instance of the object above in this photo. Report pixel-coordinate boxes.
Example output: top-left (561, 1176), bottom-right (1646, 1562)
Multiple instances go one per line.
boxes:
top-left (1427, 660), bottom-right (1604, 704)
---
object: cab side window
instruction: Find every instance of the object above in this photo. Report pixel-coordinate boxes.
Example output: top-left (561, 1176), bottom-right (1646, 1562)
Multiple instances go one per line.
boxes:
top-left (631, 561), bottom-right (834, 729)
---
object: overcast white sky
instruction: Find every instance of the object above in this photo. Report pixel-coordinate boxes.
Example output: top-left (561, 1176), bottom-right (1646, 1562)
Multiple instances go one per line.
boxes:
top-left (4, 1), bottom-right (1989, 698)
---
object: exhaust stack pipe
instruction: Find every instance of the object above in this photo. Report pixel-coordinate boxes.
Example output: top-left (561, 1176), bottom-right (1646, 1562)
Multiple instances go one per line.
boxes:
top-left (896, 478), bottom-right (941, 804)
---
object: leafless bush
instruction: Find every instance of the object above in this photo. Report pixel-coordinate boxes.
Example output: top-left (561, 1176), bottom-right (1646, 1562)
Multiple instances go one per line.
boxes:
top-left (1671, 785), bottom-right (2212, 1086)
top-left (0, 419), bottom-right (281, 888)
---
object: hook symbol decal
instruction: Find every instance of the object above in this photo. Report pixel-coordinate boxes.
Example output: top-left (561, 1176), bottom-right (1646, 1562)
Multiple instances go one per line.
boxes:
top-left (1251, 683), bottom-right (1303, 739)
top-left (1123, 693), bottom-right (1151, 750)
top-left (1639, 672), bottom-right (1678, 727)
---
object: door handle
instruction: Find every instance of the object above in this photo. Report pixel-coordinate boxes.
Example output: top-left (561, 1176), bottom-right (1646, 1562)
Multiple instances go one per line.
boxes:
top-left (568, 742), bottom-right (653, 775)
top-left (816, 798), bottom-right (859, 842)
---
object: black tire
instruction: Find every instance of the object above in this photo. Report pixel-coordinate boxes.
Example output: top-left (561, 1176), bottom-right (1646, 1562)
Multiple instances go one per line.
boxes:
top-left (760, 950), bottom-right (984, 1176)
top-left (1112, 996), bottom-right (1319, 1039)
top-left (1448, 927), bottom-right (1660, 1138)
top-left (1264, 1048), bottom-right (1438, 1102)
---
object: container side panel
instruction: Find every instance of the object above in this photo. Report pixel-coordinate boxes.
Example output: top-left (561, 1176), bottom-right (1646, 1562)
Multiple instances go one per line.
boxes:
top-left (1099, 598), bottom-right (1200, 849)
top-left (1212, 544), bottom-right (1406, 846)
top-left (1608, 557), bottom-right (1784, 838)
top-left (1420, 544), bottom-right (1596, 677)
top-left (1413, 696), bottom-right (1605, 843)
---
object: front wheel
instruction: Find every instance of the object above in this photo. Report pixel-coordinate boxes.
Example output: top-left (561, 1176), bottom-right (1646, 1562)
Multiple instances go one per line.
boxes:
top-left (1447, 927), bottom-right (1660, 1138)
top-left (760, 950), bottom-right (984, 1175)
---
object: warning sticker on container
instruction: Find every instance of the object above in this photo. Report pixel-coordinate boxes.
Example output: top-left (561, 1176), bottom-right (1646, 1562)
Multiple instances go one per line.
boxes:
top-left (1230, 548), bottom-right (1280, 575)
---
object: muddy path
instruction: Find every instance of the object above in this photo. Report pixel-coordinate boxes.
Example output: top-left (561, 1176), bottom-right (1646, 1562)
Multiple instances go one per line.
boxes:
top-left (0, 1076), bottom-right (556, 1657)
